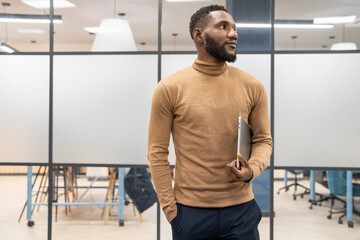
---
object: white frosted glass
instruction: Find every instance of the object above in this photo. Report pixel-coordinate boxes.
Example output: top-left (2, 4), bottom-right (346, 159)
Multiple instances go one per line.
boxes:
top-left (53, 55), bottom-right (157, 164)
top-left (0, 56), bottom-right (49, 163)
top-left (162, 54), bottom-right (271, 166)
top-left (275, 54), bottom-right (360, 168)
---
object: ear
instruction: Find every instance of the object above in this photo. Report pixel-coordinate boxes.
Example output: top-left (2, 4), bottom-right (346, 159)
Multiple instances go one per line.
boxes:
top-left (193, 28), bottom-right (204, 44)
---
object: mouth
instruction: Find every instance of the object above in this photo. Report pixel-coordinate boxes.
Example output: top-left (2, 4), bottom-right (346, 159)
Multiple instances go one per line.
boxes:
top-left (225, 41), bottom-right (237, 49)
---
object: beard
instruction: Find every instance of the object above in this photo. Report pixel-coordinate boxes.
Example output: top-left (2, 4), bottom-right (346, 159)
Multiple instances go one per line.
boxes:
top-left (205, 33), bottom-right (237, 63)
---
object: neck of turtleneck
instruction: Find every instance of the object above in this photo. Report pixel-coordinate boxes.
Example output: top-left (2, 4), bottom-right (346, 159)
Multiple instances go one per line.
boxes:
top-left (192, 58), bottom-right (228, 76)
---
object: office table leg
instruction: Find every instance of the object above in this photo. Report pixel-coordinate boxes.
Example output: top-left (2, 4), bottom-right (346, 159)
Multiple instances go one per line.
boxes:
top-left (309, 170), bottom-right (316, 209)
top-left (346, 171), bottom-right (353, 228)
top-left (27, 166), bottom-right (34, 227)
top-left (118, 167), bottom-right (124, 226)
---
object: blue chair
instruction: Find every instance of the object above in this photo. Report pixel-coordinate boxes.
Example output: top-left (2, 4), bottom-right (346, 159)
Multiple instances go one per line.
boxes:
top-left (277, 170), bottom-right (310, 200)
top-left (326, 171), bottom-right (360, 225)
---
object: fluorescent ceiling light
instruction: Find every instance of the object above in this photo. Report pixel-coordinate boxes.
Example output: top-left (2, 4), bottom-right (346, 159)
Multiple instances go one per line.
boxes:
top-left (22, 0), bottom-right (75, 9)
top-left (314, 15), bottom-right (356, 24)
top-left (275, 24), bottom-right (333, 29)
top-left (235, 23), bottom-right (333, 29)
top-left (236, 23), bottom-right (271, 28)
top-left (18, 29), bottom-right (45, 34)
top-left (0, 13), bottom-right (62, 24)
top-left (331, 42), bottom-right (357, 50)
top-left (1, 42), bottom-right (18, 53)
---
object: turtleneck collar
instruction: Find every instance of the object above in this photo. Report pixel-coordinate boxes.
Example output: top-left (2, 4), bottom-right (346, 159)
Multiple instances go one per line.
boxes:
top-left (192, 58), bottom-right (228, 76)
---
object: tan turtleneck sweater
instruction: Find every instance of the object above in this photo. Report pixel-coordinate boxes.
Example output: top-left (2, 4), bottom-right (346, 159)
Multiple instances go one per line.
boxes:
top-left (148, 59), bottom-right (272, 223)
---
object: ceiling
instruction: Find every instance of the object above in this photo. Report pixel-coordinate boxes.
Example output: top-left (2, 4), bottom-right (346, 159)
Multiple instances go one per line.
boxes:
top-left (0, 0), bottom-right (359, 52)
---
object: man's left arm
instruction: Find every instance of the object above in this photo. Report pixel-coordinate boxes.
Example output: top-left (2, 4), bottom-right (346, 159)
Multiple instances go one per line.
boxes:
top-left (246, 83), bottom-right (273, 180)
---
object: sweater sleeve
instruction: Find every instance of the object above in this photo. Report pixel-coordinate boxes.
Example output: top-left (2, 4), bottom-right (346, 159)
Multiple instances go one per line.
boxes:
top-left (147, 81), bottom-right (177, 223)
top-left (247, 83), bottom-right (273, 180)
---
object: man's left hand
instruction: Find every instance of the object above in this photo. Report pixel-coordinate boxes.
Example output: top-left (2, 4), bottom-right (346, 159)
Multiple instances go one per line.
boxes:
top-left (225, 153), bottom-right (253, 183)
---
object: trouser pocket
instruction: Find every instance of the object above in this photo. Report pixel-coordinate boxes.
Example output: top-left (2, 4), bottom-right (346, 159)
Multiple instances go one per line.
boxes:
top-left (171, 203), bottom-right (182, 232)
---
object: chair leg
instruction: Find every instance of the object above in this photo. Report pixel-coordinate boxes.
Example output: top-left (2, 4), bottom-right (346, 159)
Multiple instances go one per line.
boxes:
top-left (328, 198), bottom-right (335, 219)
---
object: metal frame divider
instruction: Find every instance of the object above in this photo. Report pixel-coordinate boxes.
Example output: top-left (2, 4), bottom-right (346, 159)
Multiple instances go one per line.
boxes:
top-left (48, 1), bottom-right (54, 240)
top-left (270, 0), bottom-right (275, 240)
top-left (157, 2), bottom-right (162, 240)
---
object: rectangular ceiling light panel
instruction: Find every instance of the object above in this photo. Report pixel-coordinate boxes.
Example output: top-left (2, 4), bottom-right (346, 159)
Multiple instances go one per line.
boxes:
top-left (22, 0), bottom-right (75, 9)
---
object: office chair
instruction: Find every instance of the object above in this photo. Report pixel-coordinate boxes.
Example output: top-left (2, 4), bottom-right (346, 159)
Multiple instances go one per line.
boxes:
top-left (326, 170), bottom-right (360, 226)
top-left (277, 170), bottom-right (310, 200)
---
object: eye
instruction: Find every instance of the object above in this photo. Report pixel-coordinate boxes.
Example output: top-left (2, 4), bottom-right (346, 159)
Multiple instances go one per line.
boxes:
top-left (219, 23), bottom-right (226, 29)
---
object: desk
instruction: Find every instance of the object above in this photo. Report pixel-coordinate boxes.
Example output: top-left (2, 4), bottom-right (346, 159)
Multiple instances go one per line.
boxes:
top-left (26, 166), bottom-right (125, 227)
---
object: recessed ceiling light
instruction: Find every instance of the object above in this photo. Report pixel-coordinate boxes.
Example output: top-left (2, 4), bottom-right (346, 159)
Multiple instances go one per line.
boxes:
top-left (18, 29), bottom-right (45, 34)
top-left (22, 0), bottom-right (75, 9)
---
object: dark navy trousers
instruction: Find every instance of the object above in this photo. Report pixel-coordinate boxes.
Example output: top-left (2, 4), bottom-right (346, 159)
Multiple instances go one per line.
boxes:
top-left (171, 199), bottom-right (262, 240)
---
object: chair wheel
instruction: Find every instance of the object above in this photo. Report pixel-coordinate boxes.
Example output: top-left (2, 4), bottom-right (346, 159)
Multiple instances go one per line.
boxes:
top-left (309, 206), bottom-right (313, 210)
top-left (338, 219), bottom-right (343, 224)
top-left (319, 203), bottom-right (322, 206)
top-left (300, 194), bottom-right (304, 198)
top-left (119, 220), bottom-right (124, 226)
top-left (27, 220), bottom-right (35, 227)
top-left (348, 221), bottom-right (354, 228)
top-left (327, 215), bottom-right (331, 219)
top-left (277, 191), bottom-right (280, 195)
top-left (285, 187), bottom-right (289, 192)
top-left (293, 195), bottom-right (296, 200)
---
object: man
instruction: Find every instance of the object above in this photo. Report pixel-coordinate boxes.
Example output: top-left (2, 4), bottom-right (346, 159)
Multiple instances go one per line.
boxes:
top-left (148, 5), bottom-right (272, 240)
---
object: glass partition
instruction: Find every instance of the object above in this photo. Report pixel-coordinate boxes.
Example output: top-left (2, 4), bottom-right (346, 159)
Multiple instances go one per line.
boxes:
top-left (162, 0), bottom-right (225, 51)
top-left (0, 55), bottom-right (49, 163)
top-left (275, 0), bottom-right (360, 50)
top-left (0, 0), bottom-right (49, 52)
top-left (51, 166), bottom-right (157, 240)
top-left (162, 53), bottom-right (271, 166)
top-left (274, 53), bottom-right (360, 168)
top-left (54, 0), bottom-right (158, 52)
top-left (53, 55), bottom-right (157, 165)
top-left (274, 168), bottom-right (360, 239)
top-left (227, 0), bottom-right (271, 51)
top-left (0, 165), bottom-right (48, 240)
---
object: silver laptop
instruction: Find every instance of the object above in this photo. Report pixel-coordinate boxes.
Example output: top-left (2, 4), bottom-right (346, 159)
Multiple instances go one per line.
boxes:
top-left (237, 117), bottom-right (252, 164)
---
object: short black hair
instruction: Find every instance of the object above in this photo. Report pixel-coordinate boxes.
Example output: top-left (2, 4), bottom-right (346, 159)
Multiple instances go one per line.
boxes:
top-left (189, 5), bottom-right (228, 40)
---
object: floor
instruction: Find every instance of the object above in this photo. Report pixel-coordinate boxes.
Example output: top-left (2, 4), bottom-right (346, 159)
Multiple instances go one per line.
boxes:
top-left (0, 175), bottom-right (359, 240)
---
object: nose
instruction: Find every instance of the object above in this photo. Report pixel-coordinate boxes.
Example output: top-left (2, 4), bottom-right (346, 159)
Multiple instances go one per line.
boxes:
top-left (228, 28), bottom-right (238, 40)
